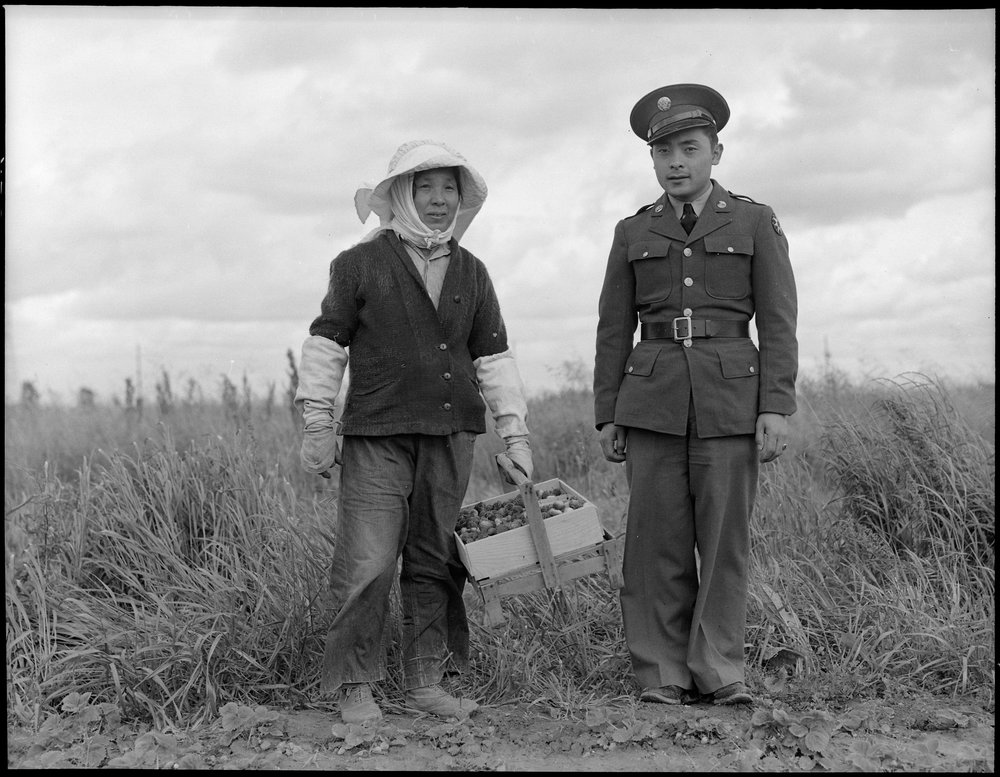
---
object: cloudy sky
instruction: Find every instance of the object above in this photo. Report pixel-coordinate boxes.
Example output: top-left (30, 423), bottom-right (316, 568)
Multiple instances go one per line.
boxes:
top-left (5, 6), bottom-right (995, 405)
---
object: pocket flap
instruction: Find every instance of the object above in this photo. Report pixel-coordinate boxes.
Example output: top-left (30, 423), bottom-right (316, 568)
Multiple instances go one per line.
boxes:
top-left (719, 347), bottom-right (759, 379)
top-left (628, 240), bottom-right (672, 263)
top-left (624, 346), bottom-right (660, 377)
top-left (704, 234), bottom-right (754, 256)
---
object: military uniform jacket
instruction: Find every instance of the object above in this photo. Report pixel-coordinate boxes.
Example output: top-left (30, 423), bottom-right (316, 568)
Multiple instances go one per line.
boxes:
top-left (594, 180), bottom-right (798, 438)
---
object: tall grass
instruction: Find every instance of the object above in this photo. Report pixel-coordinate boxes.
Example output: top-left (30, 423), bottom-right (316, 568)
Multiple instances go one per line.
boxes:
top-left (5, 369), bottom-right (995, 730)
top-left (823, 374), bottom-right (994, 563)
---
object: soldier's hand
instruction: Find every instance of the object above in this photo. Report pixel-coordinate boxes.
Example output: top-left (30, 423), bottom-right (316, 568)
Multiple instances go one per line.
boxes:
top-left (599, 423), bottom-right (627, 463)
top-left (756, 413), bottom-right (790, 463)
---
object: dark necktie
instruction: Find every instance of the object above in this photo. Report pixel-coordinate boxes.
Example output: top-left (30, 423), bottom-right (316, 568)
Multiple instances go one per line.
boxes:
top-left (681, 202), bottom-right (697, 235)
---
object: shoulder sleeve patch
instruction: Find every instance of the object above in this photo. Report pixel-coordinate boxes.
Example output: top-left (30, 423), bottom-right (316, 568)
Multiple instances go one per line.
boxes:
top-left (771, 213), bottom-right (784, 236)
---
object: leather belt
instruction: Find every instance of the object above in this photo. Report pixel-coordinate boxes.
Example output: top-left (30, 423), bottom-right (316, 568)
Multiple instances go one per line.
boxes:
top-left (641, 318), bottom-right (750, 342)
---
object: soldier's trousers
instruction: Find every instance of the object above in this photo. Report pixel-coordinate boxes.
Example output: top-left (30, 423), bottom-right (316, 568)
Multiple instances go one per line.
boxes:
top-left (621, 421), bottom-right (758, 694)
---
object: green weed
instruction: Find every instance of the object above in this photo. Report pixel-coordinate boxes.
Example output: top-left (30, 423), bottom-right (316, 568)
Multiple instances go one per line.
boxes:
top-left (5, 367), bottom-right (995, 736)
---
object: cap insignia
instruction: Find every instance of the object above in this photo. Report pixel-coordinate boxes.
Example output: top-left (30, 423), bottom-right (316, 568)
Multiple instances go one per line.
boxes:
top-left (656, 96), bottom-right (672, 111)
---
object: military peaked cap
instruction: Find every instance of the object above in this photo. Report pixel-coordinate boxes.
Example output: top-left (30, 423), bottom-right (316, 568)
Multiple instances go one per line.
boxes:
top-left (630, 83), bottom-right (730, 145)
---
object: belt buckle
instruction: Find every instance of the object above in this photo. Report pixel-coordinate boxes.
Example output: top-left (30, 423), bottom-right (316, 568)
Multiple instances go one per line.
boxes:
top-left (672, 316), bottom-right (692, 341)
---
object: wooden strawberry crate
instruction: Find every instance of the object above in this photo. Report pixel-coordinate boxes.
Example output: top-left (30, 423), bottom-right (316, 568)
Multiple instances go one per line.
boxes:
top-left (455, 477), bottom-right (623, 627)
top-left (455, 478), bottom-right (604, 582)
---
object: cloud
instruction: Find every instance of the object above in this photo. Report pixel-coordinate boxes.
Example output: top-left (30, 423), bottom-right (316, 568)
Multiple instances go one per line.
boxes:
top-left (792, 187), bottom-right (995, 382)
top-left (4, 6), bottom-right (995, 403)
top-left (724, 13), bottom-right (995, 227)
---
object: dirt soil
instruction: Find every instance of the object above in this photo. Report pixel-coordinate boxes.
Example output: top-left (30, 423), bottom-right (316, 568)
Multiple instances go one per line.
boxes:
top-left (10, 691), bottom-right (992, 771)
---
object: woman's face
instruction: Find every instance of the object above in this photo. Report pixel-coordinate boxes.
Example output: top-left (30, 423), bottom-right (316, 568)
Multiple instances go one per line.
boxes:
top-left (412, 168), bottom-right (460, 230)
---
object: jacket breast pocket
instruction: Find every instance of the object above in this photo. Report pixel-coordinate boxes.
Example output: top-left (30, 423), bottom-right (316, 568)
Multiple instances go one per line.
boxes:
top-left (703, 234), bottom-right (753, 300)
top-left (628, 240), bottom-right (673, 305)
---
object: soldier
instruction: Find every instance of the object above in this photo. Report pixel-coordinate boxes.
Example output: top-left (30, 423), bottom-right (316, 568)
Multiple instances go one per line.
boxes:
top-left (594, 84), bottom-right (798, 706)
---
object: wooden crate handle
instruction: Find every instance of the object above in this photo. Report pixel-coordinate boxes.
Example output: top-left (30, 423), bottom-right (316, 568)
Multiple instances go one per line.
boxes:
top-left (518, 481), bottom-right (561, 591)
top-left (602, 534), bottom-right (625, 589)
top-left (495, 452), bottom-right (529, 487)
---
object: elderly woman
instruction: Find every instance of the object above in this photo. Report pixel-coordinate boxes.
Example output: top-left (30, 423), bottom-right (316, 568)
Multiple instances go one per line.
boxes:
top-left (294, 140), bottom-right (532, 723)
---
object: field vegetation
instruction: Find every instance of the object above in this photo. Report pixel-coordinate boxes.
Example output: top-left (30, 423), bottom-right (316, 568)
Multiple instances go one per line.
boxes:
top-left (5, 356), bottom-right (995, 766)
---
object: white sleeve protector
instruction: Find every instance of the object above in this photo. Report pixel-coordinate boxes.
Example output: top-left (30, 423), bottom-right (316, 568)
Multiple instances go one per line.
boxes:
top-left (474, 348), bottom-right (530, 440)
top-left (476, 349), bottom-right (532, 480)
top-left (293, 335), bottom-right (349, 430)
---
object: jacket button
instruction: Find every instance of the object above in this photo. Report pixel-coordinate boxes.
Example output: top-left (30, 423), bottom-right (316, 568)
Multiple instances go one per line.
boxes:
top-left (439, 343), bottom-right (448, 350)
top-left (453, 295), bottom-right (461, 303)
top-left (443, 402), bottom-right (452, 410)
top-left (443, 372), bottom-right (452, 380)
top-left (683, 248), bottom-right (692, 257)
top-left (642, 251), bottom-right (649, 257)
top-left (627, 366), bottom-right (634, 373)
top-left (684, 277), bottom-right (694, 287)
top-left (749, 366), bottom-right (756, 374)
top-left (683, 308), bottom-right (693, 316)
top-left (728, 246), bottom-right (735, 252)
top-left (683, 339), bottom-right (692, 348)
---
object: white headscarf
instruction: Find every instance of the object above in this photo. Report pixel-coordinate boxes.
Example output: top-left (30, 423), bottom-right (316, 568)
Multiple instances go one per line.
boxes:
top-left (354, 140), bottom-right (488, 246)
top-left (386, 173), bottom-right (455, 248)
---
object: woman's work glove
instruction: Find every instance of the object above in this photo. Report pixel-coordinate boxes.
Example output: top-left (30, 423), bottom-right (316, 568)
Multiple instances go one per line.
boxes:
top-left (300, 410), bottom-right (341, 476)
top-left (503, 434), bottom-right (533, 482)
top-left (475, 349), bottom-right (533, 482)
top-left (294, 335), bottom-right (348, 476)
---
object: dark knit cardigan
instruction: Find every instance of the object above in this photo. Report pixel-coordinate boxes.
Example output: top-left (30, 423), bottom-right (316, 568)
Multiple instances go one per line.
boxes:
top-left (308, 231), bottom-right (509, 436)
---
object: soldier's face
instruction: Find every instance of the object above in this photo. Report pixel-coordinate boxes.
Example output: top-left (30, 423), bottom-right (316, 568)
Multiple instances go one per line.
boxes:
top-left (413, 168), bottom-right (461, 230)
top-left (650, 129), bottom-right (723, 201)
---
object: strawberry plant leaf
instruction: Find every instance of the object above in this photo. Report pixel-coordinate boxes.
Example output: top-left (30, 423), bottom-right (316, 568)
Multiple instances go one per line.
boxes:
top-left (61, 692), bottom-right (93, 714)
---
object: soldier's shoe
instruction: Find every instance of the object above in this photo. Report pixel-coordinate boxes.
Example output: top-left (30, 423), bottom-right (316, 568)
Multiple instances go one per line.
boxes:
top-left (405, 684), bottom-right (478, 719)
top-left (639, 685), bottom-right (696, 705)
top-left (705, 682), bottom-right (754, 706)
top-left (339, 683), bottom-right (383, 724)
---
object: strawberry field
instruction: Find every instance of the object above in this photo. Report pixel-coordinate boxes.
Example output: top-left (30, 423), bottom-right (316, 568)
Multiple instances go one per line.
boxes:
top-left (5, 363), bottom-right (995, 771)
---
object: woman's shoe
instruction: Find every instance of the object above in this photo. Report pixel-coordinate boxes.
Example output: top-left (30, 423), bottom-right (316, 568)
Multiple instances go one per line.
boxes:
top-left (339, 683), bottom-right (383, 723)
top-left (405, 684), bottom-right (478, 719)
